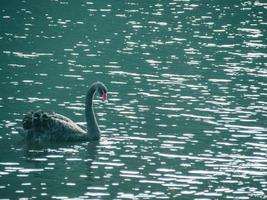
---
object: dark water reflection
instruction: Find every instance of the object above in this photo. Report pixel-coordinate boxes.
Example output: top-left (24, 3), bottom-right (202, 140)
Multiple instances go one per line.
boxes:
top-left (1, 0), bottom-right (267, 199)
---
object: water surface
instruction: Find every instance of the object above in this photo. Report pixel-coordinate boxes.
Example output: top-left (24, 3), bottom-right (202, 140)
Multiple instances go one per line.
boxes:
top-left (1, 0), bottom-right (267, 199)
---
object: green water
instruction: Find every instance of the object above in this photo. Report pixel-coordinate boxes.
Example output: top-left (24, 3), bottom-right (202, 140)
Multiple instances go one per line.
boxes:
top-left (1, 0), bottom-right (267, 199)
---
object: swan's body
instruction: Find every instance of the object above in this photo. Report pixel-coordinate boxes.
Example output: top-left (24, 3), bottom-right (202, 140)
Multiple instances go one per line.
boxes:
top-left (21, 82), bottom-right (107, 142)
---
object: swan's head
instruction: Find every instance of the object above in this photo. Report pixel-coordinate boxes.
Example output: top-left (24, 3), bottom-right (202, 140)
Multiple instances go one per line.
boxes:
top-left (96, 82), bottom-right (108, 102)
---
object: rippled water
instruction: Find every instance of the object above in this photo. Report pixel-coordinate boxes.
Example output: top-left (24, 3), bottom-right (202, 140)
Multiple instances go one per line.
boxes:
top-left (1, 0), bottom-right (267, 199)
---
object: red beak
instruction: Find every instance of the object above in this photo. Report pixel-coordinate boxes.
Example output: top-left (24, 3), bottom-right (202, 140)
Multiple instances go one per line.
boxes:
top-left (101, 93), bottom-right (107, 102)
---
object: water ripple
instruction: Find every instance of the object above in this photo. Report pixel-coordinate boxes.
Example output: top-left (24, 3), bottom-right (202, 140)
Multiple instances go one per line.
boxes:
top-left (1, 0), bottom-right (267, 199)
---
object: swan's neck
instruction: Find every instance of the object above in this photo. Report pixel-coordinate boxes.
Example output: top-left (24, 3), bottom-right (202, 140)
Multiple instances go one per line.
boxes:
top-left (85, 85), bottom-right (100, 140)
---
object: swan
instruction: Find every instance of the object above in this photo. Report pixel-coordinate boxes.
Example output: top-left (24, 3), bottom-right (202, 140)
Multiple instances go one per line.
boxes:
top-left (21, 81), bottom-right (108, 142)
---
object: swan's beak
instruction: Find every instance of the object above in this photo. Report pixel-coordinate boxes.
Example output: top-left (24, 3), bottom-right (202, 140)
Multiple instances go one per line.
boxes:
top-left (101, 93), bottom-right (107, 102)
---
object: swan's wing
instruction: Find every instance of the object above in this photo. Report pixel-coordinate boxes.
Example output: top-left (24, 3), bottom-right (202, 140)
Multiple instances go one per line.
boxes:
top-left (47, 116), bottom-right (87, 141)
top-left (51, 113), bottom-right (75, 123)
top-left (50, 112), bottom-right (87, 134)
top-left (21, 111), bottom-right (88, 142)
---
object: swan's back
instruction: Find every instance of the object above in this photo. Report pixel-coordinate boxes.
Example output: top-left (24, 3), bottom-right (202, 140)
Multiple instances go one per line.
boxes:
top-left (22, 110), bottom-right (87, 142)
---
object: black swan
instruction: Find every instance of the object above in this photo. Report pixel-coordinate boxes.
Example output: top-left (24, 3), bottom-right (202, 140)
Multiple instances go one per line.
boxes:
top-left (21, 81), bottom-right (107, 142)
